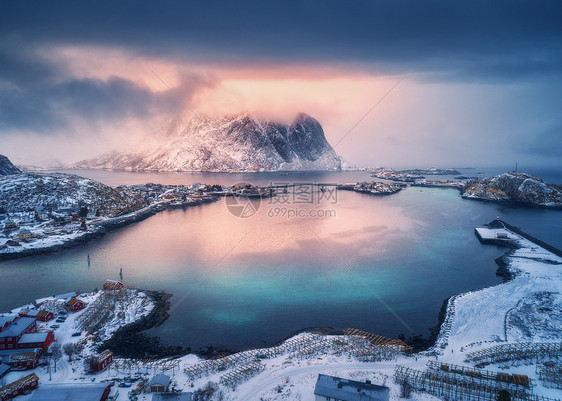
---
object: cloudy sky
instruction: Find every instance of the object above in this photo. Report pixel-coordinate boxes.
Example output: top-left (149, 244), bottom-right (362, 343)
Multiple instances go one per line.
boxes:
top-left (1, 1), bottom-right (561, 169)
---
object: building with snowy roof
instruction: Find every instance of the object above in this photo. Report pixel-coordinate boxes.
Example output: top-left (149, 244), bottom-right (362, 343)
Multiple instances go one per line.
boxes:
top-left (149, 374), bottom-right (171, 393)
top-left (28, 383), bottom-right (111, 401)
top-left (0, 315), bottom-right (17, 332)
top-left (0, 317), bottom-right (37, 350)
top-left (0, 348), bottom-right (42, 369)
top-left (35, 292), bottom-right (77, 306)
top-left (19, 309), bottom-right (54, 322)
top-left (314, 374), bottom-right (390, 401)
top-left (18, 331), bottom-right (54, 351)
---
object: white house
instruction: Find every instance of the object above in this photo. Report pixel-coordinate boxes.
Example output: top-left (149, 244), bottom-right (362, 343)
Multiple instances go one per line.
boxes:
top-left (314, 374), bottom-right (390, 401)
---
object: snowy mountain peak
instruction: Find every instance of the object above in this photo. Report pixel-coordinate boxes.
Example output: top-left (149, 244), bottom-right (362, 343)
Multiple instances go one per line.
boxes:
top-left (73, 113), bottom-right (348, 172)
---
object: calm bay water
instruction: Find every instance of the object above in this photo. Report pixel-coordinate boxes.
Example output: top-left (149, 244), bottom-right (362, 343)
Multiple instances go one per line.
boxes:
top-left (1, 169), bottom-right (561, 351)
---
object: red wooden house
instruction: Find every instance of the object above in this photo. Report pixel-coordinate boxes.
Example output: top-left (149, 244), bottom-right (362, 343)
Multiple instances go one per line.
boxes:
top-left (17, 332), bottom-right (54, 351)
top-left (90, 350), bottom-right (113, 372)
top-left (3, 349), bottom-right (42, 370)
top-left (19, 310), bottom-right (54, 322)
top-left (103, 280), bottom-right (124, 291)
top-left (0, 318), bottom-right (37, 350)
top-left (0, 373), bottom-right (39, 401)
top-left (65, 298), bottom-right (85, 312)
top-left (0, 315), bottom-right (18, 333)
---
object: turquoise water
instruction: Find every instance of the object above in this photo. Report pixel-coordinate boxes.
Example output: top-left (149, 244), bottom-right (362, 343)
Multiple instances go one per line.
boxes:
top-left (0, 170), bottom-right (561, 351)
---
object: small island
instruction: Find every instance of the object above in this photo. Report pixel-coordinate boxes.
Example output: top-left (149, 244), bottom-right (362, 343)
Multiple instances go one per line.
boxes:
top-left (461, 172), bottom-right (562, 209)
top-left (338, 181), bottom-right (404, 195)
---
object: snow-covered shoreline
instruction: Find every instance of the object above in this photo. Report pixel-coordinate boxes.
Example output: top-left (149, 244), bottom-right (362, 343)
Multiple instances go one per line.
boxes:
top-left (3, 220), bottom-right (561, 401)
top-left (0, 196), bottom-right (217, 261)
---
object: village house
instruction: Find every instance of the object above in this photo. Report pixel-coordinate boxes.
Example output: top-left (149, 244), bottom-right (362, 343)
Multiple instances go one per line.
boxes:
top-left (28, 383), bottom-right (112, 401)
top-left (65, 297), bottom-right (85, 312)
top-left (313, 374), bottom-right (390, 401)
top-left (0, 316), bottom-right (53, 354)
top-left (0, 318), bottom-right (37, 350)
top-left (0, 315), bottom-right (18, 332)
top-left (18, 309), bottom-right (54, 322)
top-left (0, 373), bottom-right (39, 401)
top-left (149, 374), bottom-right (171, 393)
top-left (0, 349), bottom-right (42, 369)
top-left (17, 332), bottom-right (54, 351)
top-left (89, 350), bottom-right (113, 372)
top-left (103, 279), bottom-right (124, 291)
top-left (3, 221), bottom-right (17, 230)
top-left (16, 230), bottom-right (32, 241)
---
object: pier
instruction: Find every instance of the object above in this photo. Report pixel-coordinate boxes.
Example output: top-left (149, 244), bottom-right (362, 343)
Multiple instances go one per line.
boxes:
top-left (475, 219), bottom-right (562, 257)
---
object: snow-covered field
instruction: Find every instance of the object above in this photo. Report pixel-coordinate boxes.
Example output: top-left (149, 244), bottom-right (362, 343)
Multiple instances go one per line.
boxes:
top-left (3, 224), bottom-right (561, 401)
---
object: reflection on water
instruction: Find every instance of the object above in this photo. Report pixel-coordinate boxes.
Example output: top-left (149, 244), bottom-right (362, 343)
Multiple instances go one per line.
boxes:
top-left (1, 171), bottom-right (561, 351)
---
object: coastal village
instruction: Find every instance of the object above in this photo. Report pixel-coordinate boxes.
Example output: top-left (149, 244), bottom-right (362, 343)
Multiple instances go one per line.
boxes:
top-left (0, 180), bottom-right (268, 258)
top-left (0, 161), bottom-right (561, 400)
top-left (0, 177), bottom-right (410, 259)
top-left (1, 2), bottom-right (561, 401)
top-left (0, 219), bottom-right (560, 401)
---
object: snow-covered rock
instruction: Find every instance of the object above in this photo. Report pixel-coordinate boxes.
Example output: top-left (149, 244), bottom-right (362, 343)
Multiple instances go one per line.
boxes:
top-left (0, 172), bottom-right (144, 215)
top-left (0, 154), bottom-right (21, 175)
top-left (461, 172), bottom-right (562, 208)
top-left (72, 113), bottom-right (348, 172)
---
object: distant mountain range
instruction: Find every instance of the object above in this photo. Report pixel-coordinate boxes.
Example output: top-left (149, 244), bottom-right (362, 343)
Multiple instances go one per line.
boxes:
top-left (72, 113), bottom-right (348, 172)
top-left (0, 155), bottom-right (21, 175)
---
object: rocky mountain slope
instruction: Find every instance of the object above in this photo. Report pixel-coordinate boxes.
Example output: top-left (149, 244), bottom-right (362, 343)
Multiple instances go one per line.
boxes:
top-left (72, 113), bottom-right (347, 172)
top-left (461, 172), bottom-right (562, 208)
top-left (0, 173), bottom-right (144, 215)
top-left (0, 155), bottom-right (21, 175)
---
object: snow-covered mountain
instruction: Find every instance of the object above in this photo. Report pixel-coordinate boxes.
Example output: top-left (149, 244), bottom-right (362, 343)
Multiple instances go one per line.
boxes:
top-left (0, 155), bottom-right (21, 175)
top-left (461, 172), bottom-right (562, 208)
top-left (72, 113), bottom-right (348, 172)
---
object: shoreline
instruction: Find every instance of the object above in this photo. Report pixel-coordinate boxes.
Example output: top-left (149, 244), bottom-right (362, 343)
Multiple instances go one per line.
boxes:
top-left (0, 197), bottom-right (218, 262)
top-left (102, 218), bottom-right (561, 361)
top-left (2, 219), bottom-right (560, 400)
top-left (430, 218), bottom-right (562, 354)
top-left (99, 290), bottom-right (189, 359)
top-left (414, 182), bottom-right (562, 210)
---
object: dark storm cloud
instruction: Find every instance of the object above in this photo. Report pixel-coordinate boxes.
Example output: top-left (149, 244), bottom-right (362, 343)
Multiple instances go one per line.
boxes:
top-left (0, 75), bottom-right (154, 132)
top-left (0, 0), bottom-right (561, 154)
top-left (1, 0), bottom-right (562, 79)
top-left (0, 44), bottom-right (215, 133)
top-left (512, 123), bottom-right (562, 158)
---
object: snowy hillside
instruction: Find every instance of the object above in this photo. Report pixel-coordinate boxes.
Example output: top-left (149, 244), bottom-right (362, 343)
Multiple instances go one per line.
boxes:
top-left (462, 172), bottom-right (562, 208)
top-left (72, 113), bottom-right (348, 172)
top-left (0, 154), bottom-right (21, 175)
top-left (0, 173), bottom-right (143, 215)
